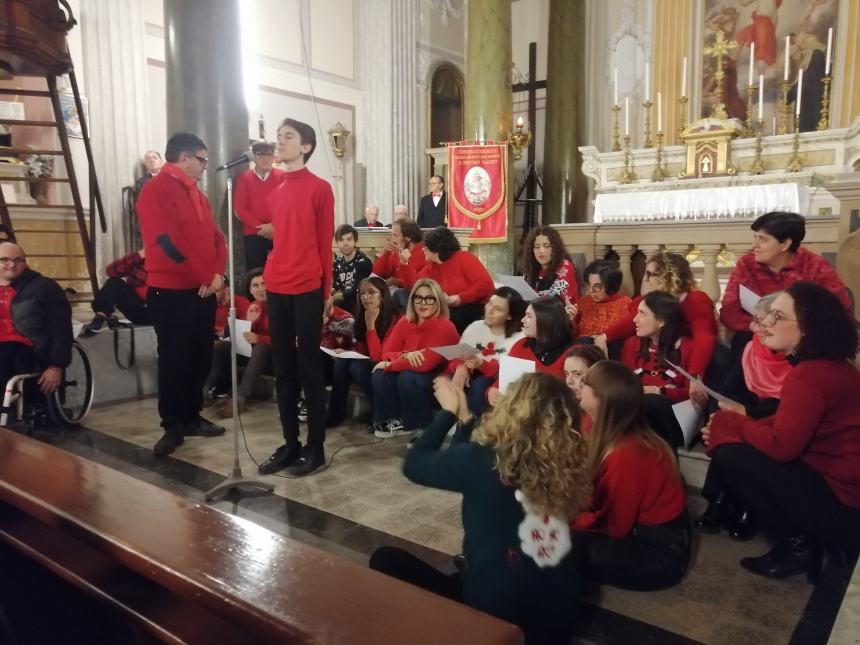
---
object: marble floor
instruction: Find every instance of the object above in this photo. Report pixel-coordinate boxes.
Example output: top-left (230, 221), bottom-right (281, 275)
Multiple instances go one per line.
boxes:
top-left (21, 397), bottom-right (858, 645)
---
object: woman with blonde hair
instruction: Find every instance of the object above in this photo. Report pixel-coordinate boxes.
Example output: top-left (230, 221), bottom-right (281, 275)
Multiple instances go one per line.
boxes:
top-left (371, 373), bottom-right (591, 644)
top-left (371, 278), bottom-right (459, 437)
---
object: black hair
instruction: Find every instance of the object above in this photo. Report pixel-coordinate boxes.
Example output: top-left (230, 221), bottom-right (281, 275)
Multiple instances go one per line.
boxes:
top-left (335, 224), bottom-right (358, 242)
top-left (583, 259), bottom-right (623, 296)
top-left (787, 281), bottom-right (858, 362)
top-left (353, 276), bottom-right (398, 344)
top-left (395, 219), bottom-right (423, 245)
top-left (245, 267), bottom-right (264, 299)
top-left (530, 296), bottom-right (573, 355)
top-left (0, 224), bottom-right (15, 243)
top-left (423, 226), bottom-right (460, 261)
top-left (279, 118), bottom-right (317, 163)
top-left (637, 291), bottom-right (685, 368)
top-left (566, 344), bottom-right (607, 367)
top-left (751, 212), bottom-right (806, 253)
top-left (164, 132), bottom-right (207, 162)
top-left (490, 286), bottom-right (527, 338)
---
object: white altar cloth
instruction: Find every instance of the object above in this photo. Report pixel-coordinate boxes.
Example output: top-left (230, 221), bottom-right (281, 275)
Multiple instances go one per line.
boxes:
top-left (593, 183), bottom-right (808, 223)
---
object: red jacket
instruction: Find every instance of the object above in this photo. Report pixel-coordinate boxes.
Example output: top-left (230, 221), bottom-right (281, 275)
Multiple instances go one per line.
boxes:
top-left (720, 248), bottom-right (853, 332)
top-left (605, 290), bottom-right (717, 377)
top-left (573, 435), bottom-right (687, 537)
top-left (234, 168), bottom-right (286, 235)
top-left (708, 359), bottom-right (860, 508)
top-left (371, 243), bottom-right (427, 289)
top-left (620, 335), bottom-right (695, 402)
top-left (402, 250), bottom-right (495, 305)
top-left (136, 165), bottom-right (227, 289)
top-left (380, 316), bottom-right (459, 373)
top-left (263, 167), bottom-right (335, 297)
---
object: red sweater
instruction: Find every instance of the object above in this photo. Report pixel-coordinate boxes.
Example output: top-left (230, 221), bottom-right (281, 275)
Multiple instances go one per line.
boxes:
top-left (215, 295), bottom-right (251, 337)
top-left (489, 337), bottom-right (575, 391)
top-left (605, 290), bottom-right (717, 376)
top-left (403, 251), bottom-right (495, 305)
top-left (136, 168), bottom-right (227, 289)
top-left (371, 243), bottom-right (428, 288)
top-left (359, 315), bottom-right (401, 362)
top-left (380, 316), bottom-right (459, 373)
top-left (0, 285), bottom-right (32, 345)
top-left (720, 248), bottom-right (853, 332)
top-left (263, 167), bottom-right (335, 297)
top-left (708, 359), bottom-right (860, 508)
top-left (577, 293), bottom-right (632, 336)
top-left (246, 300), bottom-right (271, 345)
top-left (620, 336), bottom-right (695, 402)
top-left (234, 168), bottom-right (286, 235)
top-left (573, 435), bottom-right (687, 537)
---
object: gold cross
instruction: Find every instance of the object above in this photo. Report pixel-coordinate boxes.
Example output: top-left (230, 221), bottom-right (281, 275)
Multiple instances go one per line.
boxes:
top-left (704, 30), bottom-right (739, 120)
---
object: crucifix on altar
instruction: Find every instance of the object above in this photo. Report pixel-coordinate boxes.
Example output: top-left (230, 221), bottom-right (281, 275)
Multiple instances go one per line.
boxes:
top-left (511, 41), bottom-right (546, 234)
top-left (702, 29), bottom-right (739, 121)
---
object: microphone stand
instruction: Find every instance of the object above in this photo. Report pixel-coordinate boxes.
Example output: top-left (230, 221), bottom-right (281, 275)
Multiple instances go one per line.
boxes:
top-left (205, 169), bottom-right (274, 502)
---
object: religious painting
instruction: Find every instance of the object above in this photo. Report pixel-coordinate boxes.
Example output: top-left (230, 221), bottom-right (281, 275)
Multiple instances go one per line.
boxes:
top-left (701, 0), bottom-right (839, 132)
top-left (59, 91), bottom-right (87, 139)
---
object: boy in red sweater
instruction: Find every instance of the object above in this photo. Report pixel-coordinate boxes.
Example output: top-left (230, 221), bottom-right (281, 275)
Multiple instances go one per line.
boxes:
top-left (234, 140), bottom-right (285, 271)
top-left (136, 132), bottom-right (227, 455)
top-left (260, 119), bottom-right (335, 477)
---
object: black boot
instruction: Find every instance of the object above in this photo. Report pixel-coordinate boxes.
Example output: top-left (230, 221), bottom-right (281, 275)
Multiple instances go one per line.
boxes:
top-left (694, 491), bottom-right (731, 534)
top-left (740, 533), bottom-right (823, 583)
top-left (727, 509), bottom-right (758, 541)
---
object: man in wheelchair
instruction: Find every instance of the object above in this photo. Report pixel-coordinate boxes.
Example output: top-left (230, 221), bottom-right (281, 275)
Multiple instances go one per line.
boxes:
top-left (0, 242), bottom-right (73, 420)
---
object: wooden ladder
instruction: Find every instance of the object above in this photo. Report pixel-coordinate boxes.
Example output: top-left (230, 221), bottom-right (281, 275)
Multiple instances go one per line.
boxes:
top-left (0, 69), bottom-right (106, 302)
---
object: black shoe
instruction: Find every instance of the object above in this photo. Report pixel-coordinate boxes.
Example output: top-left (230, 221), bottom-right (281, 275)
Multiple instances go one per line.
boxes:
top-left (740, 533), bottom-right (823, 583)
top-left (288, 444), bottom-right (325, 476)
top-left (694, 491), bottom-right (731, 534)
top-left (184, 415), bottom-right (226, 437)
top-left (106, 315), bottom-right (122, 330)
top-left (258, 442), bottom-right (302, 475)
top-left (727, 509), bottom-right (758, 541)
top-left (81, 314), bottom-right (108, 336)
top-left (153, 430), bottom-right (184, 455)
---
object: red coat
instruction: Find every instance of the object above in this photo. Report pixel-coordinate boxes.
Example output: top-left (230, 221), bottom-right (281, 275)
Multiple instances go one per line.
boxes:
top-left (402, 250), bottom-right (495, 305)
top-left (371, 243), bottom-right (427, 289)
top-left (620, 336), bottom-right (695, 402)
top-left (233, 168), bottom-right (286, 235)
top-left (380, 316), bottom-right (459, 373)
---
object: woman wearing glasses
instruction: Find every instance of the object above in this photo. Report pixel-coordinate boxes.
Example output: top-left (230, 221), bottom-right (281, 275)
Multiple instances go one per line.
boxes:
top-left (704, 282), bottom-right (860, 582)
top-left (371, 278), bottom-right (459, 438)
top-left (575, 259), bottom-right (631, 336)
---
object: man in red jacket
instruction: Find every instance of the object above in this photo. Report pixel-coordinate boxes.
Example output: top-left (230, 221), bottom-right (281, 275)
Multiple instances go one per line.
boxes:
top-left (234, 140), bottom-right (285, 270)
top-left (260, 118), bottom-right (335, 477)
top-left (137, 132), bottom-right (227, 456)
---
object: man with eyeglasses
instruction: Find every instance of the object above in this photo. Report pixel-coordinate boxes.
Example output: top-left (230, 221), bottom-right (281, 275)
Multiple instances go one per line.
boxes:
top-left (234, 140), bottom-right (285, 270)
top-left (0, 242), bottom-right (73, 409)
top-left (136, 132), bottom-right (228, 456)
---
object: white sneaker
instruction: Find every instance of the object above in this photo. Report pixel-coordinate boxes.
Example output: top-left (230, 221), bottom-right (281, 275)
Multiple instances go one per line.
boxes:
top-left (374, 419), bottom-right (412, 438)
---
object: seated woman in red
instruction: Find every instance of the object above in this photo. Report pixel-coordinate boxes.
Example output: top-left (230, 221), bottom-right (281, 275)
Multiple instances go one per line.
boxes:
top-left (573, 360), bottom-right (691, 591)
top-left (563, 344), bottom-right (606, 434)
top-left (520, 225), bottom-right (580, 302)
top-left (704, 282), bottom-right (860, 582)
top-left (620, 291), bottom-right (694, 449)
top-left (371, 278), bottom-right (459, 438)
top-left (576, 259), bottom-right (631, 336)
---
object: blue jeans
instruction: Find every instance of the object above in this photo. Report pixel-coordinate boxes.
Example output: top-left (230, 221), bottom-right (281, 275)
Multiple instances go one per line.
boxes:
top-left (372, 370), bottom-right (437, 430)
top-left (465, 375), bottom-right (494, 416)
top-left (329, 358), bottom-right (373, 418)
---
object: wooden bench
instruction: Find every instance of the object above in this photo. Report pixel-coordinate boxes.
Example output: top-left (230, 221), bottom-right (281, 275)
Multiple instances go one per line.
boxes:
top-left (0, 426), bottom-right (523, 644)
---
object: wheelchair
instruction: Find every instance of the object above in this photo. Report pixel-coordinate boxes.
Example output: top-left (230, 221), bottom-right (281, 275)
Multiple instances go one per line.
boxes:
top-left (0, 341), bottom-right (94, 429)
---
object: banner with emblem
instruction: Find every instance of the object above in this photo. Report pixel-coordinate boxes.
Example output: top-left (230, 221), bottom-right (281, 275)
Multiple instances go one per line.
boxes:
top-left (447, 142), bottom-right (508, 243)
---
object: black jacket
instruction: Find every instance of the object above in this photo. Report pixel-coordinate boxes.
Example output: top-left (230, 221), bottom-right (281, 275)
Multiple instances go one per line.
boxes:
top-left (417, 192), bottom-right (447, 228)
top-left (10, 268), bottom-right (73, 367)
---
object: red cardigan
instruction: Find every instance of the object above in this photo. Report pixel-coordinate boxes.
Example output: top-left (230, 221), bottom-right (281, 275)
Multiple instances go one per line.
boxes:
top-left (371, 243), bottom-right (427, 288)
top-left (234, 168), bottom-right (286, 235)
top-left (380, 316), bottom-right (459, 373)
top-left (263, 167), bottom-right (335, 297)
top-left (573, 435), bottom-right (687, 537)
top-left (708, 359), bottom-right (860, 508)
top-left (620, 335), bottom-right (695, 402)
top-left (402, 251), bottom-right (495, 305)
top-left (605, 290), bottom-right (717, 377)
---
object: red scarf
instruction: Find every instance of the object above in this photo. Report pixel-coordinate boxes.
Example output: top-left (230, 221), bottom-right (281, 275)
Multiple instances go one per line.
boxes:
top-left (160, 162), bottom-right (206, 222)
top-left (742, 334), bottom-right (792, 400)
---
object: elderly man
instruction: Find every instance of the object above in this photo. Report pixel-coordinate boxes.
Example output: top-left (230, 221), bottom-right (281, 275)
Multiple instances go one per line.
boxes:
top-left (134, 149), bottom-right (163, 195)
top-left (354, 205), bottom-right (385, 228)
top-left (0, 242), bottom-right (72, 407)
top-left (234, 140), bottom-right (286, 270)
top-left (393, 204), bottom-right (408, 222)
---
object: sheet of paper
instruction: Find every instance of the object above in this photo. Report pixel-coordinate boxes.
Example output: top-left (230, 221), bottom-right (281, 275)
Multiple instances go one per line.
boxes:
top-left (664, 358), bottom-right (741, 406)
top-left (319, 346), bottom-right (369, 360)
top-left (233, 319), bottom-right (253, 357)
top-left (672, 399), bottom-right (703, 447)
top-left (498, 355), bottom-right (536, 393)
top-left (429, 343), bottom-right (479, 360)
top-left (494, 273), bottom-right (541, 301)
top-left (739, 284), bottom-right (762, 316)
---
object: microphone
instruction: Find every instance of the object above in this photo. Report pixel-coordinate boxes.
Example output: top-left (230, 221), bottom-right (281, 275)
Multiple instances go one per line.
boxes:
top-left (216, 151), bottom-right (252, 171)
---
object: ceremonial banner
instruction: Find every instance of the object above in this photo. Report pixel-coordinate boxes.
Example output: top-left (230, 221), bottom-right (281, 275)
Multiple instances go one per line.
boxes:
top-left (447, 143), bottom-right (508, 243)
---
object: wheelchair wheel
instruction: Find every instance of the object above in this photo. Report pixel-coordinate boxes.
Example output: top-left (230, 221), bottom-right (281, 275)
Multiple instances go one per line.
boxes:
top-left (47, 342), bottom-right (94, 427)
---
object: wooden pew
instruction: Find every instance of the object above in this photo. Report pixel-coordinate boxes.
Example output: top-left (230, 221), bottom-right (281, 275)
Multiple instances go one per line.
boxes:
top-left (0, 427), bottom-right (523, 644)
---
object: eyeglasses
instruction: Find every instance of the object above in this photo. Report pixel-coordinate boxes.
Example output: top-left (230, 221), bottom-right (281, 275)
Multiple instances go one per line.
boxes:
top-left (359, 290), bottom-right (380, 299)
top-left (193, 155), bottom-right (209, 166)
top-left (759, 309), bottom-right (797, 327)
top-left (586, 282), bottom-right (605, 293)
top-left (0, 257), bottom-right (26, 265)
top-left (412, 295), bottom-right (437, 305)
top-left (644, 270), bottom-right (661, 279)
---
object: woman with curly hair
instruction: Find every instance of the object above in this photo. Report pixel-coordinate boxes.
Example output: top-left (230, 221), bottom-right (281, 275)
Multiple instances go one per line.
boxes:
top-left (573, 360), bottom-right (691, 590)
top-left (370, 373), bottom-right (591, 644)
top-left (520, 225), bottom-right (580, 302)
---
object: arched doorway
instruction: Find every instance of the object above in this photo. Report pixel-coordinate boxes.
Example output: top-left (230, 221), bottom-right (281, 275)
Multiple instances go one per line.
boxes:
top-left (429, 63), bottom-right (464, 148)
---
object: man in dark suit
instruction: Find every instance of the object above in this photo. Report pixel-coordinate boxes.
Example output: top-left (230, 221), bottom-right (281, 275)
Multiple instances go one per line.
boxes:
top-left (416, 175), bottom-right (446, 228)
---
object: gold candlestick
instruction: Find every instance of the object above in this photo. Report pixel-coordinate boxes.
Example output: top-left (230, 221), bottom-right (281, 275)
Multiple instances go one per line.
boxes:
top-left (744, 85), bottom-right (757, 137)
top-left (786, 116), bottom-right (803, 172)
top-left (642, 99), bottom-right (653, 148)
top-left (611, 104), bottom-right (621, 151)
top-left (677, 95), bottom-right (689, 140)
top-left (817, 75), bottom-right (832, 131)
top-left (618, 135), bottom-right (637, 184)
top-left (652, 132), bottom-right (666, 182)
top-left (749, 119), bottom-right (765, 175)
top-left (778, 80), bottom-right (792, 135)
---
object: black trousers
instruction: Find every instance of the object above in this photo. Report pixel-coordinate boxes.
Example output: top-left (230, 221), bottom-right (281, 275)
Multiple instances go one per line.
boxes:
top-left (643, 393), bottom-right (685, 449)
top-left (267, 289), bottom-right (326, 448)
top-left (147, 287), bottom-right (216, 427)
top-left (713, 443), bottom-right (860, 548)
top-left (92, 277), bottom-right (150, 324)
top-left (0, 341), bottom-right (42, 409)
top-left (243, 234), bottom-right (273, 271)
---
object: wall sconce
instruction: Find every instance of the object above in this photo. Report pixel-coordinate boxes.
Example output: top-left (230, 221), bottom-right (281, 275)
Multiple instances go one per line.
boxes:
top-left (328, 122), bottom-right (351, 159)
top-left (509, 116), bottom-right (532, 161)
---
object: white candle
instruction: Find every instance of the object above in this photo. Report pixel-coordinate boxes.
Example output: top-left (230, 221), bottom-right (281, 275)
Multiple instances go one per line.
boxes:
top-left (625, 97), bottom-right (630, 136)
top-left (644, 63), bottom-right (650, 101)
top-left (681, 57), bottom-right (688, 97)
top-left (825, 27), bottom-right (833, 75)
top-left (657, 92), bottom-right (663, 132)
top-left (784, 35), bottom-right (790, 80)
top-left (517, 115), bottom-right (524, 128)
top-left (614, 68), bottom-right (619, 105)
top-left (796, 69), bottom-right (803, 116)
top-left (749, 42), bottom-right (755, 86)
top-left (758, 74), bottom-right (764, 120)
top-left (772, 116), bottom-right (777, 136)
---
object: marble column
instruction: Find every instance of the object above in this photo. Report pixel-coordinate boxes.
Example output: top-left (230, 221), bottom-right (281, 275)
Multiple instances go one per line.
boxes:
top-left (465, 0), bottom-right (513, 273)
top-left (79, 0), bottom-right (150, 268)
top-left (164, 0), bottom-right (248, 245)
top-left (698, 245), bottom-right (723, 302)
top-left (543, 0), bottom-right (587, 224)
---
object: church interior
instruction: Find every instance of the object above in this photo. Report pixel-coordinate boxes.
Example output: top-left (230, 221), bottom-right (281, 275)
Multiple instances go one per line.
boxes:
top-left (0, 0), bottom-right (859, 643)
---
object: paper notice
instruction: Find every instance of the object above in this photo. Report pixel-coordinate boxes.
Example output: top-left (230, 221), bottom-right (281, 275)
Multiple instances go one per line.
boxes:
top-left (498, 355), bottom-right (536, 393)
